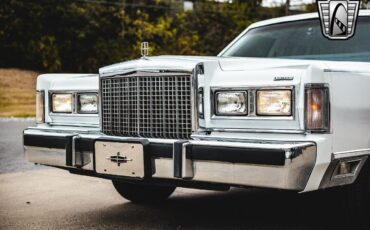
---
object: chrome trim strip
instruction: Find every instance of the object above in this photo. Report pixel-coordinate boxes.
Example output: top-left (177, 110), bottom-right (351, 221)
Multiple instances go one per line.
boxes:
top-left (249, 89), bottom-right (256, 116)
top-left (191, 66), bottom-right (200, 132)
top-left (189, 140), bottom-right (314, 151)
top-left (324, 69), bottom-right (370, 73)
top-left (28, 127), bottom-right (99, 134)
top-left (103, 71), bottom-right (192, 78)
top-left (182, 142), bottom-right (194, 178)
top-left (99, 74), bottom-right (103, 131)
top-left (193, 128), bottom-right (305, 134)
top-left (333, 149), bottom-right (370, 160)
top-left (72, 136), bottom-right (78, 166)
top-left (100, 68), bottom-right (193, 78)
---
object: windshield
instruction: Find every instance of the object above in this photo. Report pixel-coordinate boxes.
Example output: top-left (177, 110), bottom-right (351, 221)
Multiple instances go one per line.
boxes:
top-left (221, 17), bottom-right (370, 62)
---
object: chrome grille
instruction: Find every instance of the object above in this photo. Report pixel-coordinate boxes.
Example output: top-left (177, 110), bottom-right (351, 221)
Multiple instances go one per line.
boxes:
top-left (101, 73), bottom-right (192, 139)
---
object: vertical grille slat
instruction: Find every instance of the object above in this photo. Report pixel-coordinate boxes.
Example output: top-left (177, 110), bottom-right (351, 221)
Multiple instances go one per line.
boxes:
top-left (101, 73), bottom-right (192, 139)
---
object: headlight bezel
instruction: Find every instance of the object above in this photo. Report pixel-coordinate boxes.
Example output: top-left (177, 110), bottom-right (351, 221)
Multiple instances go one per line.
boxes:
top-left (256, 89), bottom-right (293, 117)
top-left (211, 87), bottom-right (295, 119)
top-left (49, 91), bottom-right (98, 115)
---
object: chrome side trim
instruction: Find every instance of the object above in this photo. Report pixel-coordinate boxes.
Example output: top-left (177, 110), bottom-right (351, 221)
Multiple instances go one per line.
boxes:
top-left (323, 69), bottom-right (370, 74)
top-left (333, 149), bottom-right (370, 159)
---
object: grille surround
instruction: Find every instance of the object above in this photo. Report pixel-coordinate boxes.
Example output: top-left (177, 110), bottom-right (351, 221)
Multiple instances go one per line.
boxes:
top-left (101, 72), bottom-right (193, 139)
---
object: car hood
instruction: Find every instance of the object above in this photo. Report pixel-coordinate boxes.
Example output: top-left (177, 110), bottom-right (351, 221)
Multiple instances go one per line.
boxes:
top-left (100, 55), bottom-right (367, 76)
top-left (99, 55), bottom-right (219, 76)
top-left (217, 57), bottom-right (326, 71)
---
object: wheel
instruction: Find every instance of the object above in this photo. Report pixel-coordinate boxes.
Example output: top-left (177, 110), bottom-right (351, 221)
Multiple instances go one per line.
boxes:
top-left (112, 180), bottom-right (176, 203)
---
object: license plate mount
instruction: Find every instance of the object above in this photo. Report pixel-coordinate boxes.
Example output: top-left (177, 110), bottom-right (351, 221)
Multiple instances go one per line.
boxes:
top-left (95, 141), bottom-right (145, 178)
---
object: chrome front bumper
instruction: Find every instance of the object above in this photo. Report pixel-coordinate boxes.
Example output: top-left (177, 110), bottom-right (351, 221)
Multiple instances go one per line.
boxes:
top-left (24, 128), bottom-right (317, 191)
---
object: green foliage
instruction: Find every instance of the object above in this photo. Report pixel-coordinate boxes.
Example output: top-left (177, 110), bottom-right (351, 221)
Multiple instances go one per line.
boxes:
top-left (0, 0), bottom-right (295, 73)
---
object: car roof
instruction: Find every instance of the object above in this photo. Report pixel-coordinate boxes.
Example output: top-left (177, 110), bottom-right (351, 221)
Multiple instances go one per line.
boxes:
top-left (248, 10), bottom-right (370, 29)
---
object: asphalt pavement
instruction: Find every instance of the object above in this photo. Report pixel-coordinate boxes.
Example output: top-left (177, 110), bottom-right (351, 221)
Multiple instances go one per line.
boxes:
top-left (0, 119), bottom-right (336, 229)
top-left (0, 118), bottom-right (43, 173)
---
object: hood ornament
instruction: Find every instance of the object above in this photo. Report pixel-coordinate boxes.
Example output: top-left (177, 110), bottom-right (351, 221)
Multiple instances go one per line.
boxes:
top-left (141, 42), bottom-right (149, 59)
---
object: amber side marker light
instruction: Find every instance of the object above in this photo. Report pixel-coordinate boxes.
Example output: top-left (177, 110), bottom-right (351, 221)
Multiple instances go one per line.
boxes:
top-left (305, 84), bottom-right (330, 133)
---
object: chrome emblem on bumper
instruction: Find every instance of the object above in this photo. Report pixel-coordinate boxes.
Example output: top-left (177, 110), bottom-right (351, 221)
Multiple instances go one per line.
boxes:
top-left (105, 152), bottom-right (132, 166)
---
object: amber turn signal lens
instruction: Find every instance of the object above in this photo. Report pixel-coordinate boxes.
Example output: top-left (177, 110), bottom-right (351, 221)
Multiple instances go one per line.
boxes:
top-left (305, 86), bottom-right (330, 132)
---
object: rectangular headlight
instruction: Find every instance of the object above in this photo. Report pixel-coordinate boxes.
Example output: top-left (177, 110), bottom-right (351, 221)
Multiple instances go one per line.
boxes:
top-left (215, 91), bottom-right (247, 116)
top-left (36, 91), bottom-right (44, 123)
top-left (257, 90), bottom-right (292, 116)
top-left (52, 93), bottom-right (73, 113)
top-left (78, 93), bottom-right (98, 114)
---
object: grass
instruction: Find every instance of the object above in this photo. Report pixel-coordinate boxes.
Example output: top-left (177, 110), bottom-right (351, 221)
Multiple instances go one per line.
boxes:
top-left (0, 69), bottom-right (39, 117)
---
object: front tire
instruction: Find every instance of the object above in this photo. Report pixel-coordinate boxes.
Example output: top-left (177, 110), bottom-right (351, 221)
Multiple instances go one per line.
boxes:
top-left (112, 181), bottom-right (176, 203)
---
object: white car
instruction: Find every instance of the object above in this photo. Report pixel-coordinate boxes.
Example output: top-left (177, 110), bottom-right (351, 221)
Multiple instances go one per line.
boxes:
top-left (24, 10), bottom-right (370, 216)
